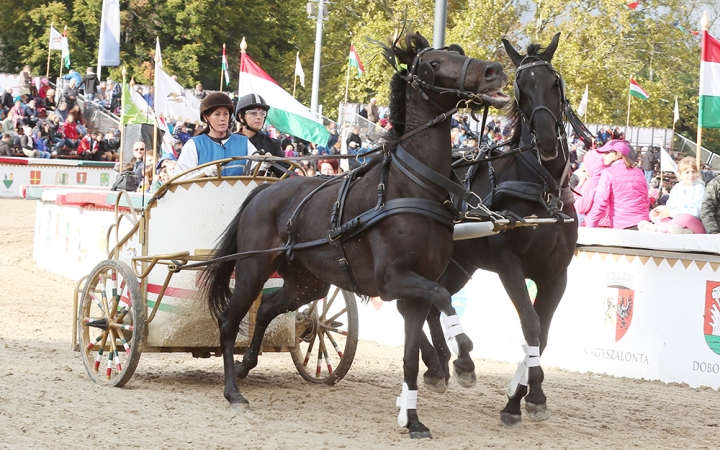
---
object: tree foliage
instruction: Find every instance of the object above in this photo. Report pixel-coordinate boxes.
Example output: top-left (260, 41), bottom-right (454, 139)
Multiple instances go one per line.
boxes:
top-left (0, 0), bottom-right (719, 150)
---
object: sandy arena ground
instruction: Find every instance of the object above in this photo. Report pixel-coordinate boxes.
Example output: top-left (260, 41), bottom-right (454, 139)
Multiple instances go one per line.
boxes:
top-left (1, 197), bottom-right (719, 449)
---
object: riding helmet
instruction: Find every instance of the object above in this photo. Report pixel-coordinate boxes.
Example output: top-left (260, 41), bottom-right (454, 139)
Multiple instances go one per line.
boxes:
top-left (199, 92), bottom-right (234, 123)
top-left (235, 93), bottom-right (270, 120)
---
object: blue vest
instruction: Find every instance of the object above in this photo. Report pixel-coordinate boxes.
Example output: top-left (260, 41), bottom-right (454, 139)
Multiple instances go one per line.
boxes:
top-left (193, 133), bottom-right (248, 176)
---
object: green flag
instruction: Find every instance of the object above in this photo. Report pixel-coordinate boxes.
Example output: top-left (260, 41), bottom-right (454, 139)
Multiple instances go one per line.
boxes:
top-left (121, 83), bottom-right (151, 125)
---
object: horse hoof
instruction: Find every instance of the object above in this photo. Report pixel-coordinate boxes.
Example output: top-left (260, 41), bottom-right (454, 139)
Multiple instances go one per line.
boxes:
top-left (500, 411), bottom-right (523, 427)
top-left (452, 365), bottom-right (476, 388)
top-left (409, 430), bottom-right (433, 439)
top-left (233, 360), bottom-right (248, 379)
top-left (230, 402), bottom-right (250, 413)
top-left (526, 402), bottom-right (550, 421)
top-left (423, 374), bottom-right (448, 394)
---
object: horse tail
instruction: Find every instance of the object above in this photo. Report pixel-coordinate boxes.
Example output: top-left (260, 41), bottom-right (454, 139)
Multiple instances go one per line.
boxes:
top-left (202, 183), bottom-right (273, 319)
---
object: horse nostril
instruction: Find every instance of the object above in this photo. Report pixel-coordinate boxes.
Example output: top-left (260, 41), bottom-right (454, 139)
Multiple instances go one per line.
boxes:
top-left (485, 67), bottom-right (496, 79)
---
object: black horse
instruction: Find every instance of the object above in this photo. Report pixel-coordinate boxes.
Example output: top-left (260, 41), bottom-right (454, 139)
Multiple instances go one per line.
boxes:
top-left (416, 33), bottom-right (582, 427)
top-left (201, 32), bottom-right (509, 438)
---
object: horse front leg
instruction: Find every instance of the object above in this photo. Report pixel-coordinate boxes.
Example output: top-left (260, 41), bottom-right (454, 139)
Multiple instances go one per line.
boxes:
top-left (395, 299), bottom-right (433, 439)
top-left (496, 261), bottom-right (541, 427)
top-left (397, 302), bottom-right (448, 393)
top-left (522, 272), bottom-right (568, 422)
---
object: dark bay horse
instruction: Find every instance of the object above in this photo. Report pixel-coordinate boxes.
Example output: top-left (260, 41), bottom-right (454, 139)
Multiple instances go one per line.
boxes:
top-left (419, 33), bottom-right (583, 427)
top-left (201, 32), bottom-right (509, 438)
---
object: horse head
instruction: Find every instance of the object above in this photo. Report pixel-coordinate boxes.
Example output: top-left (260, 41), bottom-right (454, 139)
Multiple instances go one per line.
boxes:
top-left (503, 32), bottom-right (565, 162)
top-left (387, 32), bottom-right (509, 124)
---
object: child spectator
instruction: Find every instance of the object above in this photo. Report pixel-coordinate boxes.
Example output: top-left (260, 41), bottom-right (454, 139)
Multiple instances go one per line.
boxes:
top-left (583, 140), bottom-right (649, 229)
top-left (574, 149), bottom-right (607, 226)
top-left (701, 175), bottom-right (720, 234)
top-left (61, 114), bottom-right (80, 149)
top-left (639, 157), bottom-right (706, 234)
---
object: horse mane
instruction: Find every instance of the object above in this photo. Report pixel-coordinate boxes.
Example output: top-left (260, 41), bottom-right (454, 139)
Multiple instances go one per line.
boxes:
top-left (507, 42), bottom-right (551, 147)
top-left (379, 32), bottom-right (431, 141)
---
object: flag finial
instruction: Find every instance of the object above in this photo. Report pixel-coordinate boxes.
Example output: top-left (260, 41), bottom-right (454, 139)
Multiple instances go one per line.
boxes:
top-left (240, 37), bottom-right (247, 53)
top-left (701, 11), bottom-right (709, 31)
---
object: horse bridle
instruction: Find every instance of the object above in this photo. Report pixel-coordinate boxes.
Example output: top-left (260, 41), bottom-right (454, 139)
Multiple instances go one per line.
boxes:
top-left (400, 47), bottom-right (481, 112)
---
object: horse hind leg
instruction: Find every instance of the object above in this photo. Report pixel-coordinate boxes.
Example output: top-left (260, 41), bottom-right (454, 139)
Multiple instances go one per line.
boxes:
top-left (233, 287), bottom-right (288, 380)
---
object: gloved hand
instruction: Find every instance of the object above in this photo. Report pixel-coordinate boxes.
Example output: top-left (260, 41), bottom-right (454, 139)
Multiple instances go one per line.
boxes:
top-left (260, 162), bottom-right (272, 172)
top-left (203, 165), bottom-right (218, 177)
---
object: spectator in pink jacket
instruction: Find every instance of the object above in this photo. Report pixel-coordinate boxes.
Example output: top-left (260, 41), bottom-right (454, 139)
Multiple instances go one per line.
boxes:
top-left (574, 149), bottom-right (608, 226)
top-left (583, 140), bottom-right (649, 229)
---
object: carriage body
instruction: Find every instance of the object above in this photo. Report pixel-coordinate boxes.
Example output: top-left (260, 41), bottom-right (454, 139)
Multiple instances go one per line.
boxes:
top-left (74, 158), bottom-right (358, 386)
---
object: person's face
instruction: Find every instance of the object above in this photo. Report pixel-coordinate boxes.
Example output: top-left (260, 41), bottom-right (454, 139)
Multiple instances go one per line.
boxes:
top-left (206, 108), bottom-right (230, 133)
top-left (679, 167), bottom-right (698, 186)
top-left (69, 80), bottom-right (76, 87)
top-left (196, 84), bottom-right (203, 91)
top-left (320, 162), bottom-right (336, 175)
top-left (243, 108), bottom-right (266, 130)
top-left (28, 100), bottom-right (35, 108)
top-left (66, 115), bottom-right (74, 123)
top-left (133, 143), bottom-right (146, 159)
top-left (602, 150), bottom-right (619, 166)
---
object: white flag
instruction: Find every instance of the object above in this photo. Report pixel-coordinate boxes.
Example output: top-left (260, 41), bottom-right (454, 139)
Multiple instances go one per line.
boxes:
top-left (673, 96), bottom-right (680, 124)
top-left (155, 37), bottom-right (163, 69)
top-left (49, 26), bottom-right (64, 51)
top-left (577, 85), bottom-right (588, 117)
top-left (295, 52), bottom-right (305, 88)
top-left (155, 66), bottom-right (202, 125)
top-left (98, 0), bottom-right (120, 66)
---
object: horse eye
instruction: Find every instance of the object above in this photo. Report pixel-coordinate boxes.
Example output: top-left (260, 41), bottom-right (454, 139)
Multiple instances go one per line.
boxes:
top-left (430, 61), bottom-right (440, 69)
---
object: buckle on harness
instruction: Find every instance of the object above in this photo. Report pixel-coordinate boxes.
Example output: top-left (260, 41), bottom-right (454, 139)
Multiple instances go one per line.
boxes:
top-left (339, 258), bottom-right (349, 268)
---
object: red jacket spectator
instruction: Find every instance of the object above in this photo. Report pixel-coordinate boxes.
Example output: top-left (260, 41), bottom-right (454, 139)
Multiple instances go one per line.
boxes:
top-left (62, 120), bottom-right (79, 140)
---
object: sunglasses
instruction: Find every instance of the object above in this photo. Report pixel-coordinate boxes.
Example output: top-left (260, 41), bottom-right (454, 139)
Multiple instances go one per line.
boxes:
top-left (246, 110), bottom-right (267, 118)
top-left (134, 147), bottom-right (146, 151)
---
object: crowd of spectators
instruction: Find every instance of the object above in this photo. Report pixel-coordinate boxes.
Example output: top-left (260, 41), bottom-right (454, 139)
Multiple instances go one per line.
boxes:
top-left (0, 65), bottom-right (120, 161)
top-left (570, 126), bottom-right (720, 235)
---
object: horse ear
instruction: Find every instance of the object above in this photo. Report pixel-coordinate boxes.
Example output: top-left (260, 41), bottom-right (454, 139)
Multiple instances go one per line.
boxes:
top-left (502, 39), bottom-right (522, 67)
top-left (447, 44), bottom-right (465, 56)
top-left (544, 33), bottom-right (561, 60)
top-left (412, 32), bottom-right (431, 51)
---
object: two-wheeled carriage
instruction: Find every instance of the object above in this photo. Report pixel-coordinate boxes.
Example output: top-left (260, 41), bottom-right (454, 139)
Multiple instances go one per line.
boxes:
top-left (72, 158), bottom-right (359, 387)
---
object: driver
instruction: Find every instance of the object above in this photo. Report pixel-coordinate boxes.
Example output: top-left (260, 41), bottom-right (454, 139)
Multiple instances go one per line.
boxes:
top-left (175, 92), bottom-right (257, 178)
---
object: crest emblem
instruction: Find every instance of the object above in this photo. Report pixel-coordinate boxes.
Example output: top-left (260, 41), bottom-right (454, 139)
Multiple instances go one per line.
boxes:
top-left (76, 172), bottom-right (87, 184)
top-left (100, 173), bottom-right (110, 187)
top-left (2, 173), bottom-right (12, 189)
top-left (56, 171), bottom-right (69, 185)
top-left (704, 281), bottom-right (720, 355)
top-left (603, 272), bottom-right (635, 342)
top-left (30, 170), bottom-right (41, 185)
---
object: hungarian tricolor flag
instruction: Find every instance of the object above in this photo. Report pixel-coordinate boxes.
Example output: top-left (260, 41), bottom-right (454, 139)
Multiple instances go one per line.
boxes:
top-left (626, 1), bottom-right (639, 10)
top-left (699, 30), bottom-right (720, 128)
top-left (629, 78), bottom-right (649, 101)
top-left (61, 26), bottom-right (70, 69)
top-left (349, 44), bottom-right (364, 77)
top-left (222, 44), bottom-right (230, 86)
top-left (239, 52), bottom-right (329, 145)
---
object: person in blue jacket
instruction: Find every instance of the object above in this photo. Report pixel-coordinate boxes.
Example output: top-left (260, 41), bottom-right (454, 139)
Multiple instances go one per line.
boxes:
top-left (174, 93), bottom-right (256, 178)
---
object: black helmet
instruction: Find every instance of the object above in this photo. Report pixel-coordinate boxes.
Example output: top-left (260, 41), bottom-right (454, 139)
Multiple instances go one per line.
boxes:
top-left (235, 93), bottom-right (270, 120)
top-left (199, 92), bottom-right (234, 123)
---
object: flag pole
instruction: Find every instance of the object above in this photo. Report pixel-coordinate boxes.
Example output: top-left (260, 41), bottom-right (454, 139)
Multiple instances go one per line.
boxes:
top-left (293, 71), bottom-right (297, 98)
top-left (625, 75), bottom-right (633, 136)
top-left (344, 43), bottom-right (352, 103)
top-left (152, 36), bottom-right (160, 183)
top-left (220, 43), bottom-right (225, 92)
top-left (46, 22), bottom-right (53, 78)
top-left (670, 96), bottom-right (678, 153)
top-left (58, 26), bottom-right (66, 79)
top-left (696, 12), bottom-right (710, 172)
top-left (120, 66), bottom-right (127, 166)
top-left (238, 37), bottom-right (246, 99)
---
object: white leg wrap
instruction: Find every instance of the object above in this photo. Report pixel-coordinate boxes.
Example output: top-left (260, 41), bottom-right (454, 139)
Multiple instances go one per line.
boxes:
top-left (396, 382), bottom-right (418, 427)
top-left (506, 345), bottom-right (541, 397)
top-left (443, 314), bottom-right (464, 338)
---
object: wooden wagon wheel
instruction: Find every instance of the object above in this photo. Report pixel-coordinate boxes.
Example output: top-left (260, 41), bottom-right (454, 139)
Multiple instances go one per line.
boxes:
top-left (290, 286), bottom-right (358, 384)
top-left (77, 260), bottom-right (147, 387)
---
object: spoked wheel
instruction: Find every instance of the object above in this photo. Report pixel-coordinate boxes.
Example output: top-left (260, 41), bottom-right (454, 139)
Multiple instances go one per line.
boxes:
top-left (77, 260), bottom-right (146, 387)
top-left (291, 286), bottom-right (358, 384)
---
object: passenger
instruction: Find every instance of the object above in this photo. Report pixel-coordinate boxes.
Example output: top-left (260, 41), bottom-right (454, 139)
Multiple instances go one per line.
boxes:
top-left (234, 93), bottom-right (284, 176)
top-left (701, 174), bottom-right (720, 234)
top-left (639, 157), bottom-right (706, 234)
top-left (583, 140), bottom-right (649, 229)
top-left (175, 93), bottom-right (256, 178)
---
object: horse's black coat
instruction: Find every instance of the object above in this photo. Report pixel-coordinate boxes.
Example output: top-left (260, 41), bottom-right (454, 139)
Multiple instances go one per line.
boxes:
top-left (201, 32), bottom-right (508, 438)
